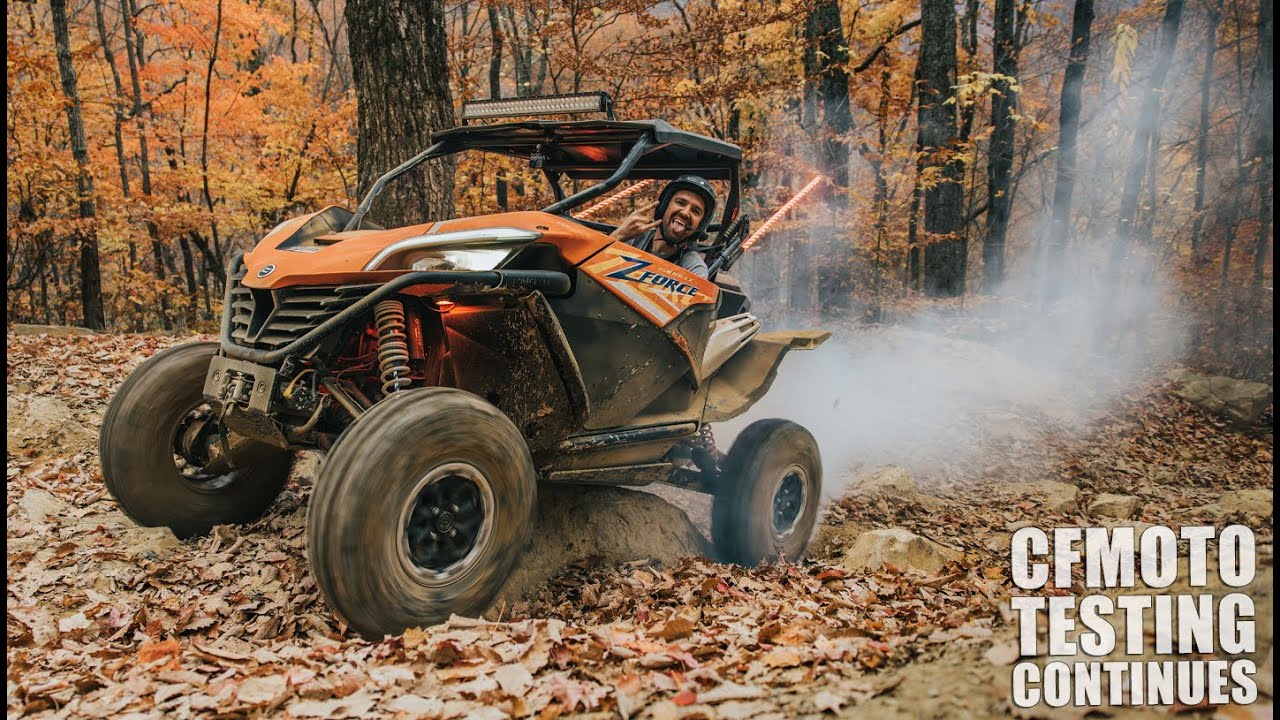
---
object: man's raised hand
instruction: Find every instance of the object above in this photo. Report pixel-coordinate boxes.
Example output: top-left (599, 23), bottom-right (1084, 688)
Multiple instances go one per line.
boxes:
top-left (609, 200), bottom-right (662, 241)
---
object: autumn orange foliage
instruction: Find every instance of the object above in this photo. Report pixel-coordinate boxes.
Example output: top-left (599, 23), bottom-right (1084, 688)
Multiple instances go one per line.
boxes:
top-left (6, 0), bottom-right (1271, 378)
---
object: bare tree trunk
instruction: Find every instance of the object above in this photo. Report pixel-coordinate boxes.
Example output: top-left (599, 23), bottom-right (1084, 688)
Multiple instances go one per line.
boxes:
top-left (958, 0), bottom-right (979, 143)
top-left (804, 0), bottom-right (852, 198)
top-left (1218, 206), bottom-right (1239, 323)
top-left (919, 0), bottom-right (966, 296)
top-left (1252, 0), bottom-right (1273, 288)
top-left (983, 0), bottom-right (1019, 290)
top-left (200, 0), bottom-right (225, 282)
top-left (1111, 0), bottom-right (1185, 270)
top-left (529, 6), bottom-right (550, 94)
top-left (1044, 0), bottom-right (1094, 304)
top-left (1189, 2), bottom-right (1221, 259)
top-left (488, 3), bottom-right (503, 98)
top-left (51, 262), bottom-right (65, 324)
top-left (92, 0), bottom-right (135, 273)
top-left (867, 69), bottom-right (894, 322)
top-left (501, 5), bottom-right (532, 96)
top-left (907, 159), bottom-right (922, 286)
top-left (1136, 128), bottom-right (1162, 248)
top-left (52, 0), bottom-right (106, 330)
top-left (801, 28), bottom-right (819, 133)
top-left (121, 0), bottom-right (172, 328)
top-left (200, 253), bottom-right (212, 320)
top-left (489, 3), bottom-right (508, 210)
top-left (347, 0), bottom-right (457, 227)
top-left (178, 236), bottom-right (199, 299)
top-left (39, 264), bottom-right (51, 325)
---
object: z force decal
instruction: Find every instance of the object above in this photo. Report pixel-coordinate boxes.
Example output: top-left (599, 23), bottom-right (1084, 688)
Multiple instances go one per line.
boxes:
top-left (582, 242), bottom-right (718, 326)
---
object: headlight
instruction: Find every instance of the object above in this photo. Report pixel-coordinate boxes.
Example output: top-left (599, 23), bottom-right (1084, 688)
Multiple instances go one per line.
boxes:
top-left (410, 248), bottom-right (517, 272)
top-left (363, 228), bottom-right (541, 271)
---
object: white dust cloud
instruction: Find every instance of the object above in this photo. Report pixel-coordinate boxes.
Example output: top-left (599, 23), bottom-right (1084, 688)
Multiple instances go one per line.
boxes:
top-left (719, 241), bottom-right (1188, 497)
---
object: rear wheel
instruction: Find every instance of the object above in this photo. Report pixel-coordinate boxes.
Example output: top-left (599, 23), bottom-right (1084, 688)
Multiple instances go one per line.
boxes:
top-left (99, 342), bottom-right (292, 539)
top-left (711, 419), bottom-right (821, 565)
top-left (306, 388), bottom-right (536, 639)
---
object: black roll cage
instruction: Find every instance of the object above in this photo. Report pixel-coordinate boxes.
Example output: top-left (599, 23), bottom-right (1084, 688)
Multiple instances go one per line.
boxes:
top-left (342, 125), bottom-right (743, 246)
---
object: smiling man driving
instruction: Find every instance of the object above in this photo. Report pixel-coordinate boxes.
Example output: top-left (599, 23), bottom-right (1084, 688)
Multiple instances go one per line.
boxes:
top-left (608, 175), bottom-right (716, 278)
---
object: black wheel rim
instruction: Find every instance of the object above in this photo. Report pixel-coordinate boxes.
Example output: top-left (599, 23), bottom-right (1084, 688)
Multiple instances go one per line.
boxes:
top-left (771, 467), bottom-right (807, 538)
top-left (398, 462), bottom-right (494, 585)
top-left (405, 476), bottom-right (484, 570)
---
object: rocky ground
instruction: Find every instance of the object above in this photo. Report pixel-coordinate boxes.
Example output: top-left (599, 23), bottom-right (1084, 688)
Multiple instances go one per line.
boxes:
top-left (5, 328), bottom-right (1274, 719)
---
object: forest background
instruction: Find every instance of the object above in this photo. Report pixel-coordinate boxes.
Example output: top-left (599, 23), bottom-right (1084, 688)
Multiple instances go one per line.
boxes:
top-left (6, 0), bottom-right (1273, 381)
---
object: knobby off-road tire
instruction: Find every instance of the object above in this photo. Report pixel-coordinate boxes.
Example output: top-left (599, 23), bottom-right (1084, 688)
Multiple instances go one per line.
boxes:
top-left (711, 419), bottom-right (822, 565)
top-left (99, 342), bottom-right (292, 539)
top-left (307, 388), bottom-right (536, 639)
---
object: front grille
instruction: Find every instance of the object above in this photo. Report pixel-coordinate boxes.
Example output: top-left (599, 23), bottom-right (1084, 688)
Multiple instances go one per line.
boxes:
top-left (226, 270), bottom-right (374, 351)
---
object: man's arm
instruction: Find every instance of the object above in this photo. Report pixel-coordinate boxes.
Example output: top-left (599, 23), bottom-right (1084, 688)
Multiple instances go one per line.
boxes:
top-left (679, 250), bottom-right (710, 279)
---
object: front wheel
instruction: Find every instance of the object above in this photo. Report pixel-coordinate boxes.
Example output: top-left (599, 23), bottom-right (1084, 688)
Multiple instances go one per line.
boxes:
top-left (711, 419), bottom-right (822, 565)
top-left (306, 388), bottom-right (536, 639)
top-left (99, 342), bottom-right (292, 539)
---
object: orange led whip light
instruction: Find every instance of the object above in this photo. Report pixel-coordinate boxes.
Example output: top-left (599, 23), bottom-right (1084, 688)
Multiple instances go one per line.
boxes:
top-left (740, 175), bottom-right (826, 252)
top-left (574, 179), bottom-right (656, 220)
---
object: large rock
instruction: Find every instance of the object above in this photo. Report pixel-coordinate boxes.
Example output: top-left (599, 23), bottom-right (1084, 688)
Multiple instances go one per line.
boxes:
top-left (6, 396), bottom-right (95, 454)
top-left (8, 397), bottom-right (72, 445)
top-left (848, 466), bottom-right (918, 497)
top-left (488, 484), bottom-right (710, 609)
top-left (983, 412), bottom-right (1040, 444)
top-left (999, 481), bottom-right (1079, 514)
top-left (1088, 493), bottom-right (1140, 520)
top-left (19, 489), bottom-right (68, 524)
top-left (117, 525), bottom-right (182, 559)
top-left (1195, 489), bottom-right (1273, 519)
top-left (1101, 520), bottom-right (1156, 537)
top-left (839, 528), bottom-right (959, 575)
top-left (811, 522), bottom-right (875, 562)
top-left (9, 324), bottom-right (96, 337)
top-left (844, 465), bottom-right (942, 508)
top-left (1166, 368), bottom-right (1272, 426)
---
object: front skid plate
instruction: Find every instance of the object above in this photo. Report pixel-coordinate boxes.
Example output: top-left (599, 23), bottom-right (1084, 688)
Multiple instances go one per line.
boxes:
top-left (204, 355), bottom-right (277, 414)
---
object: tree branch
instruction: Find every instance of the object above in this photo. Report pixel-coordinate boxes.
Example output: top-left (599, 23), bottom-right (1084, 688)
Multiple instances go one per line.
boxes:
top-left (852, 18), bottom-right (921, 74)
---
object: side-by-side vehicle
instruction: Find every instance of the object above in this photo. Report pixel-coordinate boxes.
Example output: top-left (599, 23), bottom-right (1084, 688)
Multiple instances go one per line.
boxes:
top-left (100, 92), bottom-right (829, 638)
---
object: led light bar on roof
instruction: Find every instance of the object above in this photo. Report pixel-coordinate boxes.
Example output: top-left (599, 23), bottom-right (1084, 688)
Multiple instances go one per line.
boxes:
top-left (460, 92), bottom-right (614, 124)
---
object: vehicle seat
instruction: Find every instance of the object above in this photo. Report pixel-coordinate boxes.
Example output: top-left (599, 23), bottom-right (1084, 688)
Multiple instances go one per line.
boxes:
top-left (712, 272), bottom-right (751, 319)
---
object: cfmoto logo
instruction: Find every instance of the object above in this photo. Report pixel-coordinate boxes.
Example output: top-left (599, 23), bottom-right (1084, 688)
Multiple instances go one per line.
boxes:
top-left (256, 264), bottom-right (276, 278)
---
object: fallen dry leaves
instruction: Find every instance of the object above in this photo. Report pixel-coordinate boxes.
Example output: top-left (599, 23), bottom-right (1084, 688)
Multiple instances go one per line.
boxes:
top-left (5, 330), bottom-right (1273, 719)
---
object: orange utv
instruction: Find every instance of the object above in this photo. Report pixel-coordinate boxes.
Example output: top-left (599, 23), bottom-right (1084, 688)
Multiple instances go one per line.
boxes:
top-left (100, 93), bottom-right (830, 638)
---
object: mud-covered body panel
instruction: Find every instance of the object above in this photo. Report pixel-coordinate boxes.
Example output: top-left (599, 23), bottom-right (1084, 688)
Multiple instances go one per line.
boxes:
top-left (432, 300), bottom-right (579, 454)
top-left (548, 275), bottom-right (699, 430)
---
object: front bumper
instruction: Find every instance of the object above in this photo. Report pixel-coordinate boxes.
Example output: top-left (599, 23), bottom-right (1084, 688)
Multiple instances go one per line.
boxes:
top-left (218, 253), bottom-right (572, 365)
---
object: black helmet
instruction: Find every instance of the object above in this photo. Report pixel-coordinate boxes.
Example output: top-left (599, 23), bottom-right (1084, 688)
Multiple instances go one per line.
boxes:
top-left (655, 175), bottom-right (717, 242)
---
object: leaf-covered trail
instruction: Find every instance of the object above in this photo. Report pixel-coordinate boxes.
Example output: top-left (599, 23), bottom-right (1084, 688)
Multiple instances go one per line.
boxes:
top-left (6, 331), bottom-right (1273, 719)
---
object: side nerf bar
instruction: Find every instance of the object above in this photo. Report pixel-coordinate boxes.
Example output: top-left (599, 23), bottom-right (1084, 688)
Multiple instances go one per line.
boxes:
top-left (219, 253), bottom-right (572, 365)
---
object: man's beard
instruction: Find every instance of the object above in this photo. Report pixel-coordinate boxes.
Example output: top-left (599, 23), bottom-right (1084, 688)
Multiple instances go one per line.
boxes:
top-left (664, 216), bottom-right (692, 244)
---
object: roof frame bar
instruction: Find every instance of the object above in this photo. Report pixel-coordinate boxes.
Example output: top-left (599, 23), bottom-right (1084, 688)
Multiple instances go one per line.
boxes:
top-left (540, 135), bottom-right (653, 216)
top-left (343, 141), bottom-right (449, 232)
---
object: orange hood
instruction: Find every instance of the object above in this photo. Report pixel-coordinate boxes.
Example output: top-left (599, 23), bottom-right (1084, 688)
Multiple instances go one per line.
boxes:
top-left (241, 208), bottom-right (613, 290)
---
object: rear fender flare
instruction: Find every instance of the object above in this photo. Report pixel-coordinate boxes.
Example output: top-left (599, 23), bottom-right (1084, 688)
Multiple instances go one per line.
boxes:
top-left (702, 331), bottom-right (830, 423)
